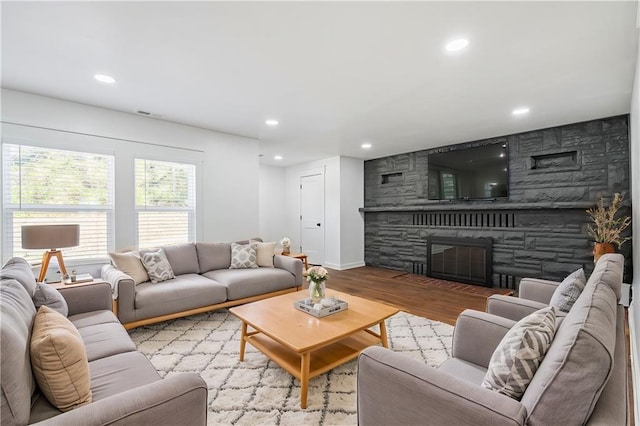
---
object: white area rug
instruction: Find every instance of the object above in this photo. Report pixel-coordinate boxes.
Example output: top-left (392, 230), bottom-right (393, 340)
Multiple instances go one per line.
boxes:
top-left (128, 309), bottom-right (453, 425)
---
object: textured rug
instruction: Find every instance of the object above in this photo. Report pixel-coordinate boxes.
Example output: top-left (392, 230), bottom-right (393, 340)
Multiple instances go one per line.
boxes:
top-left (128, 309), bottom-right (454, 425)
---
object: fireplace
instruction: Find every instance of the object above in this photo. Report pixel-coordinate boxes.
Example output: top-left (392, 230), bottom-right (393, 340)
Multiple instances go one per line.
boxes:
top-left (427, 236), bottom-right (493, 287)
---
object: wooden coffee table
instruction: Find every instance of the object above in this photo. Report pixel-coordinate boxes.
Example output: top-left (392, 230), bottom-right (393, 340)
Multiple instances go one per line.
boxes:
top-left (229, 289), bottom-right (399, 408)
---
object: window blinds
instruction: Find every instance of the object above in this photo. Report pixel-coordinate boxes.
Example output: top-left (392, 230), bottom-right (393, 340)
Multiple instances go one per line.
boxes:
top-left (2, 144), bottom-right (115, 262)
top-left (135, 158), bottom-right (196, 248)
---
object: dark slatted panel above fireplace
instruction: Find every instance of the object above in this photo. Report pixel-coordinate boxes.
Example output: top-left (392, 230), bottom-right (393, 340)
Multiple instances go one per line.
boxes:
top-left (427, 236), bottom-right (493, 287)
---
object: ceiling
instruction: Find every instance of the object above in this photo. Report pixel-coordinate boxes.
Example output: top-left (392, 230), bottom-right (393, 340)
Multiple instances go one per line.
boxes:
top-left (2, 1), bottom-right (638, 167)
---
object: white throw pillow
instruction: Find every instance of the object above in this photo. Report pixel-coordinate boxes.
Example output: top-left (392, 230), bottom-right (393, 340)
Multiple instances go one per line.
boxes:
top-left (549, 268), bottom-right (586, 312)
top-left (140, 249), bottom-right (175, 283)
top-left (481, 306), bottom-right (557, 400)
top-left (254, 241), bottom-right (276, 267)
top-left (229, 242), bottom-right (258, 269)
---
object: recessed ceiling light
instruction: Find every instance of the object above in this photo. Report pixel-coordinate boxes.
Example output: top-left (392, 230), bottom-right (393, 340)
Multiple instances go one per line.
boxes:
top-left (265, 119), bottom-right (279, 126)
top-left (445, 38), bottom-right (469, 52)
top-left (94, 74), bottom-right (116, 84)
top-left (512, 107), bottom-right (530, 116)
top-left (361, 143), bottom-right (372, 149)
top-left (499, 153), bottom-right (505, 158)
top-left (274, 155), bottom-right (283, 160)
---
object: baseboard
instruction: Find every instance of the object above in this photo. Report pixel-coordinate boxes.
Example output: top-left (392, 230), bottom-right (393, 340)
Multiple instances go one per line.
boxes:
top-left (323, 261), bottom-right (365, 271)
top-left (630, 301), bottom-right (639, 425)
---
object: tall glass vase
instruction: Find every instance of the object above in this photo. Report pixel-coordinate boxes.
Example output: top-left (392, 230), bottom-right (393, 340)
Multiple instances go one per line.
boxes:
top-left (309, 280), bottom-right (326, 303)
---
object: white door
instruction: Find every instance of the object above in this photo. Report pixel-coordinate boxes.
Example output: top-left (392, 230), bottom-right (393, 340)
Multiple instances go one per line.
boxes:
top-left (300, 173), bottom-right (325, 265)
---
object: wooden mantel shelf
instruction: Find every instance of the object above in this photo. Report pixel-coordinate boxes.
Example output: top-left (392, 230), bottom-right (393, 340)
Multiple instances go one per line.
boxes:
top-left (359, 201), bottom-right (595, 213)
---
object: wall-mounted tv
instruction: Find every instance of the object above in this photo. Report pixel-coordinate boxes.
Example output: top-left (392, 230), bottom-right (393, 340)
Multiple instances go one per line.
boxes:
top-left (427, 142), bottom-right (508, 200)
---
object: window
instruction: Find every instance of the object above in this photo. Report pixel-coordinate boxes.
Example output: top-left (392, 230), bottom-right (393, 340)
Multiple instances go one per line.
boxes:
top-left (2, 144), bottom-right (114, 262)
top-left (135, 159), bottom-right (196, 248)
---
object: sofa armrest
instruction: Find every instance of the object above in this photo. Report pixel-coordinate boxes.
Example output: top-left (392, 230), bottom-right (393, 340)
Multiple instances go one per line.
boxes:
top-left (357, 346), bottom-right (526, 426)
top-left (273, 254), bottom-right (304, 288)
top-left (518, 278), bottom-right (560, 304)
top-left (487, 294), bottom-right (549, 322)
top-left (34, 373), bottom-right (207, 426)
top-left (452, 309), bottom-right (516, 368)
top-left (58, 283), bottom-right (113, 316)
top-left (101, 264), bottom-right (137, 323)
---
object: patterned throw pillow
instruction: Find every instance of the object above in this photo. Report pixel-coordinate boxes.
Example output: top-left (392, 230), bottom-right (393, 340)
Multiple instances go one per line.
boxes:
top-left (140, 249), bottom-right (175, 283)
top-left (549, 268), bottom-right (586, 312)
top-left (33, 282), bottom-right (69, 316)
top-left (229, 242), bottom-right (258, 269)
top-left (481, 306), bottom-right (557, 400)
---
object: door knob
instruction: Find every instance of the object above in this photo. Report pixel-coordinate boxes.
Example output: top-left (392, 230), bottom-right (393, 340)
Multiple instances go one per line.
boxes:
top-left (316, 223), bottom-right (321, 227)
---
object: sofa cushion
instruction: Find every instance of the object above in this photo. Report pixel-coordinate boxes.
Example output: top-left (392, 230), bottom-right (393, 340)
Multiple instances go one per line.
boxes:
top-left (140, 249), bottom-right (175, 283)
top-left (590, 253), bottom-right (623, 301)
top-left (33, 282), bottom-right (69, 316)
top-left (76, 322), bottom-right (137, 362)
top-left (482, 307), bottom-right (556, 400)
top-left (229, 242), bottom-right (258, 269)
top-left (135, 274), bottom-right (228, 311)
top-left (549, 268), bottom-right (586, 313)
top-left (203, 267), bottom-right (296, 300)
top-left (196, 242), bottom-right (231, 272)
top-left (30, 305), bottom-right (92, 412)
top-left (254, 241), bottom-right (276, 267)
top-left (163, 243), bottom-right (200, 275)
top-left (89, 351), bottom-right (160, 402)
top-left (520, 270), bottom-right (619, 424)
top-left (2, 257), bottom-right (37, 296)
top-left (0, 279), bottom-right (37, 426)
top-left (109, 251), bottom-right (149, 284)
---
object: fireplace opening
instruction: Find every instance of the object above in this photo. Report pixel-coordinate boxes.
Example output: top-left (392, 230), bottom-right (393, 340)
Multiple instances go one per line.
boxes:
top-left (427, 236), bottom-right (493, 287)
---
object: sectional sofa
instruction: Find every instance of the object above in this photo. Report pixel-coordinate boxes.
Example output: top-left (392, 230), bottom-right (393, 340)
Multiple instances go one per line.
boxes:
top-left (102, 241), bottom-right (304, 329)
top-left (357, 253), bottom-right (627, 425)
top-left (1, 257), bottom-right (208, 425)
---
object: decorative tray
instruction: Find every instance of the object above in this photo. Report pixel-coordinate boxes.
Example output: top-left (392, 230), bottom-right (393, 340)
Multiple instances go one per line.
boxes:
top-left (293, 297), bottom-right (348, 318)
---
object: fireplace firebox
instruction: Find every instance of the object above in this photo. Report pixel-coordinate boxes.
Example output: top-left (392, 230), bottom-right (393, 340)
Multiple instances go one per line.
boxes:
top-left (427, 236), bottom-right (493, 287)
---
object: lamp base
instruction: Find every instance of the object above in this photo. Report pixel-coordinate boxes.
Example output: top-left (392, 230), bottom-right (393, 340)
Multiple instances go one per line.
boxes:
top-left (38, 250), bottom-right (68, 283)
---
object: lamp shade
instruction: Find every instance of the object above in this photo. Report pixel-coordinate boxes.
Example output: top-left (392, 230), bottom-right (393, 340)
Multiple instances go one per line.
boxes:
top-left (21, 225), bottom-right (80, 250)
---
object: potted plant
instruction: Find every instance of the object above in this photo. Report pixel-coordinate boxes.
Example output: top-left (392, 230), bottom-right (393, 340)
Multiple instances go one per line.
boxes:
top-left (586, 193), bottom-right (631, 262)
top-left (280, 237), bottom-right (291, 254)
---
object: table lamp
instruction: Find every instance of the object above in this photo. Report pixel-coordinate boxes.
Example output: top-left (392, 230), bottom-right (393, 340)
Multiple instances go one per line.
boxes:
top-left (21, 224), bottom-right (80, 282)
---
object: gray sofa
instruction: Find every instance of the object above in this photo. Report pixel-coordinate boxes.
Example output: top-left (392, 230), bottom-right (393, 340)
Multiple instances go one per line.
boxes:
top-left (1, 257), bottom-right (207, 426)
top-left (357, 253), bottom-right (628, 425)
top-left (102, 241), bottom-right (304, 329)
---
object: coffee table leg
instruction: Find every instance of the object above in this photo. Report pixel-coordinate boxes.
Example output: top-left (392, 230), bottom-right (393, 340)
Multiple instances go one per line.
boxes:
top-left (239, 322), bottom-right (247, 361)
top-left (379, 320), bottom-right (390, 348)
top-left (300, 352), bottom-right (311, 409)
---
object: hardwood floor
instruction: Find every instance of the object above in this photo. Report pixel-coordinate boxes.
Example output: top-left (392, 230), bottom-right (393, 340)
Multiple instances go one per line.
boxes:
top-left (326, 265), bottom-right (634, 424)
top-left (326, 265), bottom-right (509, 325)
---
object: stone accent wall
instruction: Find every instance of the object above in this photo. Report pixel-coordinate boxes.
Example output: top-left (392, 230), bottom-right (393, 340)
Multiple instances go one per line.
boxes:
top-left (364, 115), bottom-right (632, 287)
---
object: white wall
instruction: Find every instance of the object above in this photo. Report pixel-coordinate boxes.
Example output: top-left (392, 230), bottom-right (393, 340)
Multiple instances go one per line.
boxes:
top-left (629, 11), bottom-right (640, 423)
top-left (258, 165), bottom-right (287, 244)
top-left (1, 89), bottom-right (260, 269)
top-left (340, 156), bottom-right (365, 269)
top-left (284, 156), bottom-right (364, 270)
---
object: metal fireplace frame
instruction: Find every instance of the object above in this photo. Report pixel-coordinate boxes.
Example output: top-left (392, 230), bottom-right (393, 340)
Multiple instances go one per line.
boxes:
top-left (426, 236), bottom-right (493, 287)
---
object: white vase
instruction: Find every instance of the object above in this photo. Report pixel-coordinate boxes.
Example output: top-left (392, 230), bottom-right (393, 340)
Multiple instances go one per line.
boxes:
top-left (309, 281), bottom-right (326, 303)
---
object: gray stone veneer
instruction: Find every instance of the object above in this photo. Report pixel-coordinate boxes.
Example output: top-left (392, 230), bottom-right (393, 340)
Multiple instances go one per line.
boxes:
top-left (363, 115), bottom-right (632, 288)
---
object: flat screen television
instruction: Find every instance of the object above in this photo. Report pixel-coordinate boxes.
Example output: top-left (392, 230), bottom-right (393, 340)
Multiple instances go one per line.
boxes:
top-left (427, 142), bottom-right (508, 200)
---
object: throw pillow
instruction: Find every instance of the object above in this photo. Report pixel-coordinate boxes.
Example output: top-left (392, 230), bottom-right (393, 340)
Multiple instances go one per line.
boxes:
top-left (481, 306), bottom-right (557, 400)
top-left (549, 268), bottom-right (587, 312)
top-left (109, 251), bottom-right (149, 284)
top-left (33, 282), bottom-right (69, 316)
top-left (140, 249), bottom-right (175, 283)
top-left (229, 242), bottom-right (258, 269)
top-left (253, 241), bottom-right (276, 267)
top-left (30, 305), bottom-right (92, 411)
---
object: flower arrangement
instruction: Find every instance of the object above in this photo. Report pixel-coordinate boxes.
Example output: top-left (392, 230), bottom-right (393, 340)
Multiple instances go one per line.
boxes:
top-left (280, 237), bottom-right (291, 248)
top-left (306, 266), bottom-right (328, 284)
top-left (586, 193), bottom-right (631, 248)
